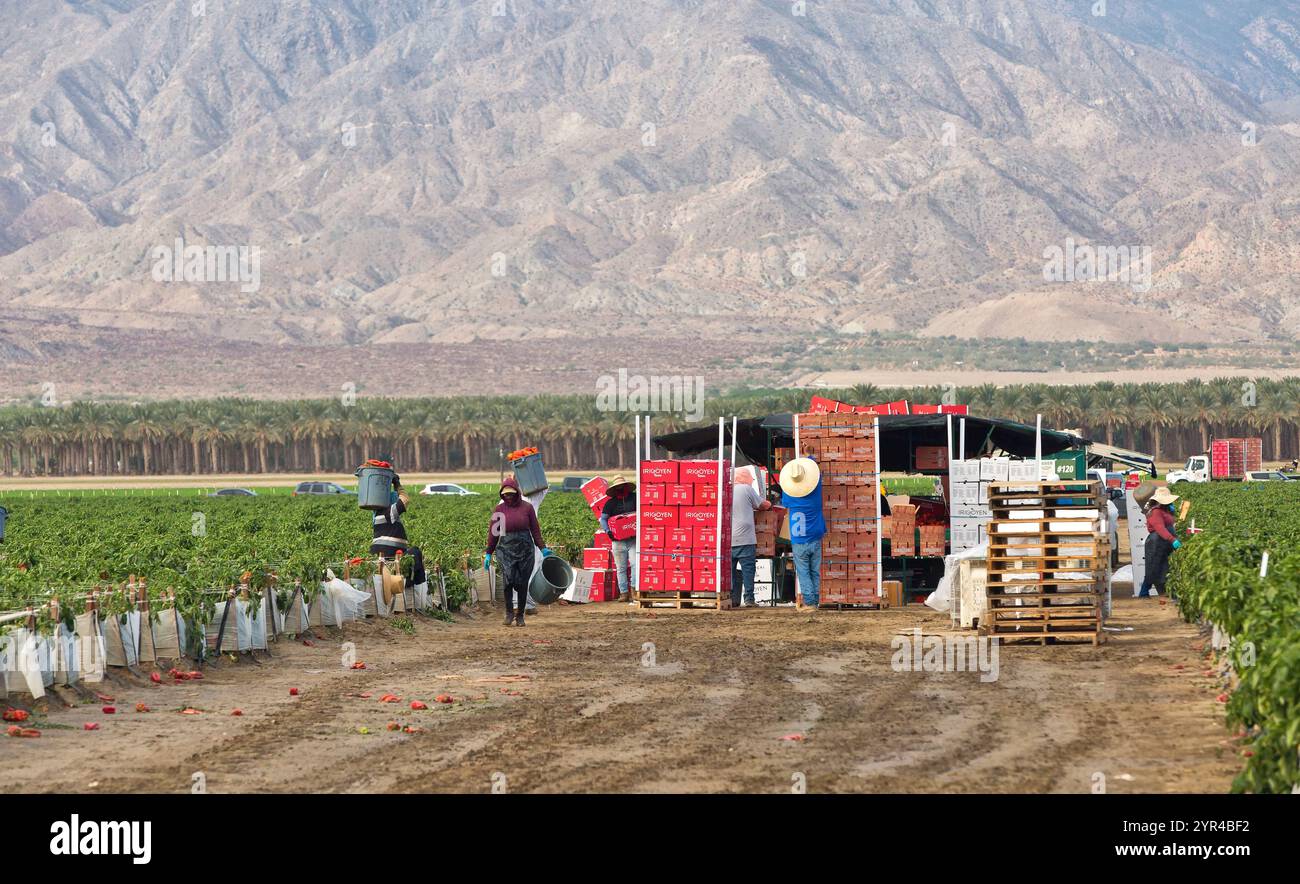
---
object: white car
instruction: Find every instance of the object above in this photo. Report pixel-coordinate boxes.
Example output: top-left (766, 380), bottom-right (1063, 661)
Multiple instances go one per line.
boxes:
top-left (1243, 471), bottom-right (1295, 482)
top-left (419, 483), bottom-right (480, 496)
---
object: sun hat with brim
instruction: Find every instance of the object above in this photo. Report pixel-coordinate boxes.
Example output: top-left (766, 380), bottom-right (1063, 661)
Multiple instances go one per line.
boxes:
top-left (778, 457), bottom-right (821, 498)
top-left (606, 475), bottom-right (636, 494)
top-left (1152, 486), bottom-right (1180, 506)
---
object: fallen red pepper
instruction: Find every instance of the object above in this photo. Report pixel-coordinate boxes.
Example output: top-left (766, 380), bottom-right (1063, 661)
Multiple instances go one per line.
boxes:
top-left (289, 688), bottom-right (299, 696)
top-left (435, 694), bottom-right (453, 704)
top-left (3, 708), bottom-right (29, 722)
top-left (150, 672), bottom-right (162, 684)
top-left (102, 706), bottom-right (116, 715)
top-left (231, 709), bottom-right (243, 716)
top-left (410, 700), bottom-right (428, 710)
top-left (135, 703), bottom-right (150, 713)
top-left (83, 722), bottom-right (99, 731)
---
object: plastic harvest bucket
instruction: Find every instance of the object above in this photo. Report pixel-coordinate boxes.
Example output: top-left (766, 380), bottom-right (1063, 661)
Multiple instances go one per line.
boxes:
top-left (528, 555), bottom-right (573, 605)
top-left (511, 452), bottom-right (548, 496)
top-left (356, 465), bottom-right (396, 511)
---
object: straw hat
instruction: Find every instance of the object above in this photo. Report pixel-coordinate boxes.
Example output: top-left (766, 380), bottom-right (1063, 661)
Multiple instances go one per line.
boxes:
top-left (1152, 486), bottom-right (1180, 506)
top-left (778, 457), bottom-right (821, 498)
top-left (606, 474), bottom-right (636, 494)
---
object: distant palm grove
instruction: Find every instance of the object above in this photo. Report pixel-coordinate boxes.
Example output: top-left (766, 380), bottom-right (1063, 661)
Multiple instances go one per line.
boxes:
top-left (1, 378), bottom-right (1296, 477)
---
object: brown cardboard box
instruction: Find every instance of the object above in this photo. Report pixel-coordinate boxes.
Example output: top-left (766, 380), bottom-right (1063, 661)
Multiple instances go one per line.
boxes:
top-left (822, 559), bottom-right (848, 580)
top-left (797, 414), bottom-right (827, 439)
top-left (882, 580), bottom-right (904, 608)
top-left (820, 440), bottom-right (845, 462)
top-left (824, 532), bottom-right (849, 557)
top-left (915, 446), bottom-right (948, 470)
top-left (824, 485), bottom-right (845, 510)
top-left (846, 438), bottom-right (876, 460)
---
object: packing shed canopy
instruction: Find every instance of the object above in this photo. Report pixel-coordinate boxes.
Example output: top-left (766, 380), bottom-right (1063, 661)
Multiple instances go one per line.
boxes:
top-left (652, 414), bottom-right (1087, 472)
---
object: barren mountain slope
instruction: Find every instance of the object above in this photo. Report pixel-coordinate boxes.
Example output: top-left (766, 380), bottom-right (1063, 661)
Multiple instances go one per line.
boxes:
top-left (0, 0), bottom-right (1298, 395)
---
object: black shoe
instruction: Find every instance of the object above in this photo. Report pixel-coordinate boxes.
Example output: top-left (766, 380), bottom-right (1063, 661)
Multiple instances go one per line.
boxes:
top-left (515, 615), bottom-right (525, 627)
top-left (504, 611), bottom-right (515, 626)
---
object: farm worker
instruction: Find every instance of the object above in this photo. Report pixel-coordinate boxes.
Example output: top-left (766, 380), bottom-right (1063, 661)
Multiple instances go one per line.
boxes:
top-left (370, 473), bottom-right (410, 555)
top-left (1139, 486), bottom-right (1181, 598)
top-left (731, 466), bottom-right (773, 608)
top-left (485, 476), bottom-right (550, 627)
top-left (600, 475), bottom-right (638, 602)
top-left (778, 457), bottom-right (826, 608)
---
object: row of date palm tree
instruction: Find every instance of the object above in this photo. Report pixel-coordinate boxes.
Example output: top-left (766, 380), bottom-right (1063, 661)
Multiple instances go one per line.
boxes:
top-left (0, 377), bottom-right (1296, 476)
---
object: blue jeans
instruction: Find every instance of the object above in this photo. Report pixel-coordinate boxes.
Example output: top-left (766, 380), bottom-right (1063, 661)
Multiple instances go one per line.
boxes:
top-left (792, 540), bottom-right (822, 606)
top-left (731, 544), bottom-right (757, 606)
top-left (611, 538), bottom-right (636, 596)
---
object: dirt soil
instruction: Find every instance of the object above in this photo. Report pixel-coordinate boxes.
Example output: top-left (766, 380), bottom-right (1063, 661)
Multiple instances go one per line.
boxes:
top-left (1, 596), bottom-right (1238, 794)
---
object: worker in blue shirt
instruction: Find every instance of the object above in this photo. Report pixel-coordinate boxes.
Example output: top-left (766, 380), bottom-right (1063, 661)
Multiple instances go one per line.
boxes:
top-left (778, 457), bottom-right (827, 607)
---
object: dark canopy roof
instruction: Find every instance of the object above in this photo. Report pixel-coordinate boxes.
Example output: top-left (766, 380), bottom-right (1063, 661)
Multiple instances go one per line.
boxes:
top-left (652, 413), bottom-right (1087, 471)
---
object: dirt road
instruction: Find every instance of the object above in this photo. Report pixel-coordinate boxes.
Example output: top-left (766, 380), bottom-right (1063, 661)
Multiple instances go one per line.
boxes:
top-left (2, 596), bottom-right (1237, 794)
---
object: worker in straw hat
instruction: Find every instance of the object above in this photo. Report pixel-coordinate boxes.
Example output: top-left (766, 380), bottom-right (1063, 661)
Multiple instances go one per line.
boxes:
top-left (600, 474), bottom-right (638, 602)
top-left (778, 456), bottom-right (827, 608)
top-left (1139, 485), bottom-right (1182, 598)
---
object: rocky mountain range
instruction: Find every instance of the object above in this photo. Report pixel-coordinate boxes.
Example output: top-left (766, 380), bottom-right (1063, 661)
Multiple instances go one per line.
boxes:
top-left (2, 0), bottom-right (1300, 399)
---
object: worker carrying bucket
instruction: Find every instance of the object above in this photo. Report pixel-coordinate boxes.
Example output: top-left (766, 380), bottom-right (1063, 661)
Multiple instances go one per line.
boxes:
top-left (484, 476), bottom-right (559, 627)
top-left (357, 459), bottom-right (409, 555)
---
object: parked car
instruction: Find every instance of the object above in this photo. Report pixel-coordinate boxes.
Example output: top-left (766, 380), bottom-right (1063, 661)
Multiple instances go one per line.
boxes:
top-left (419, 483), bottom-right (479, 496)
top-left (209, 488), bottom-right (256, 497)
top-left (559, 476), bottom-right (592, 492)
top-left (1243, 471), bottom-right (1296, 482)
top-left (292, 481), bottom-right (355, 496)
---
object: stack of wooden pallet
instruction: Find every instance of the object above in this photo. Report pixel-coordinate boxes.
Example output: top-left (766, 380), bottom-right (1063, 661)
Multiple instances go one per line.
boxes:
top-left (981, 479), bottom-right (1108, 645)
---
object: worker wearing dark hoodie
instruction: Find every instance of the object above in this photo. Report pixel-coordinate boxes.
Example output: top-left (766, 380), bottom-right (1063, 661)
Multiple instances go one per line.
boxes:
top-left (484, 476), bottom-right (550, 626)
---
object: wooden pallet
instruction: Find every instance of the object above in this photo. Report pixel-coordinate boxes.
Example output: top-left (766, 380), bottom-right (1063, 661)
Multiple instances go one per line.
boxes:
top-left (816, 601), bottom-right (883, 611)
top-left (983, 480), bottom-right (1107, 648)
top-left (634, 590), bottom-right (732, 610)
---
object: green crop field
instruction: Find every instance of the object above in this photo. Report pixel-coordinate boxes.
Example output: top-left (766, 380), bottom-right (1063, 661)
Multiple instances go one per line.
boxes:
top-left (1169, 482), bottom-right (1300, 793)
top-left (0, 491), bottom-right (598, 629)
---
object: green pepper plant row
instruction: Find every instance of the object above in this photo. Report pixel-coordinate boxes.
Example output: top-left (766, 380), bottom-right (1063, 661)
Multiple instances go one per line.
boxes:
top-left (0, 493), bottom-right (598, 636)
top-left (1168, 482), bottom-right (1300, 793)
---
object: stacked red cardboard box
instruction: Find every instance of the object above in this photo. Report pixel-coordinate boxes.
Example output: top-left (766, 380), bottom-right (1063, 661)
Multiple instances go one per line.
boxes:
top-left (890, 503), bottom-right (917, 555)
top-left (582, 530), bottom-right (619, 601)
top-left (639, 459), bottom-right (732, 595)
top-left (754, 505), bottom-right (787, 557)
top-left (1210, 438), bottom-right (1262, 478)
top-left (798, 413), bottom-right (880, 606)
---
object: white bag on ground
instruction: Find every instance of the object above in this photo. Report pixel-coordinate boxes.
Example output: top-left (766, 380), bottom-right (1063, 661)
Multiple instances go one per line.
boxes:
top-left (0, 628), bottom-right (47, 698)
top-left (322, 572), bottom-right (371, 624)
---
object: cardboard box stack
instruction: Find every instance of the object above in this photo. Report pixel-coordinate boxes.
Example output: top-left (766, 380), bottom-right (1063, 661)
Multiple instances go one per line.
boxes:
top-left (798, 412), bottom-right (881, 606)
top-left (638, 459), bottom-right (732, 599)
top-left (582, 530), bottom-right (619, 601)
top-left (948, 457), bottom-right (1036, 552)
top-left (890, 503), bottom-right (917, 555)
top-left (754, 505), bottom-right (787, 557)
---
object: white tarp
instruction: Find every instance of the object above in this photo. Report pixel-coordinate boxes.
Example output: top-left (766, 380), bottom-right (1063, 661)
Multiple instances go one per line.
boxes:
top-left (926, 542), bottom-right (988, 613)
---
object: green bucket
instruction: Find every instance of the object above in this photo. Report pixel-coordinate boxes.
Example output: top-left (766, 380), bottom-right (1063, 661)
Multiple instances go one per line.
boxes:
top-left (356, 465), bottom-right (396, 511)
top-left (528, 555), bottom-right (573, 605)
